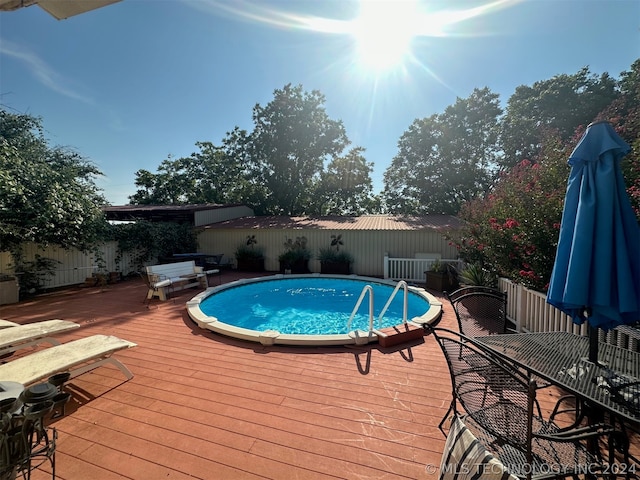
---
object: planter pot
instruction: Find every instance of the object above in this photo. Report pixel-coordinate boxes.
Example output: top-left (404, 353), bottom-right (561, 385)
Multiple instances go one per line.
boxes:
top-left (279, 259), bottom-right (310, 274)
top-left (0, 277), bottom-right (19, 305)
top-left (425, 271), bottom-right (458, 292)
top-left (237, 257), bottom-right (265, 272)
top-left (320, 261), bottom-right (351, 275)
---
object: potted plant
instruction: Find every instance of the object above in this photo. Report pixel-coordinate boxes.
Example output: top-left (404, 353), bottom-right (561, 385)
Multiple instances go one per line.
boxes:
top-left (278, 236), bottom-right (311, 274)
top-left (234, 235), bottom-right (265, 272)
top-left (425, 259), bottom-right (458, 292)
top-left (0, 274), bottom-right (20, 305)
top-left (458, 262), bottom-right (497, 288)
top-left (318, 234), bottom-right (354, 275)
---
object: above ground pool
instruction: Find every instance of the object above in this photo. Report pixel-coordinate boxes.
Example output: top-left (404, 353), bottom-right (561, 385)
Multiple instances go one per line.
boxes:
top-left (187, 274), bottom-right (442, 346)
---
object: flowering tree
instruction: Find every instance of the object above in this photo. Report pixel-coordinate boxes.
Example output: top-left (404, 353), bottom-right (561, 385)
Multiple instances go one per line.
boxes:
top-left (449, 129), bottom-right (570, 291)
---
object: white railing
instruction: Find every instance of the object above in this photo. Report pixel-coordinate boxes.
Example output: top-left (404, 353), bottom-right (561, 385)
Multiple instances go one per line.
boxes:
top-left (498, 277), bottom-right (639, 352)
top-left (347, 280), bottom-right (410, 333)
top-left (377, 280), bottom-right (409, 328)
top-left (383, 255), bottom-right (463, 283)
top-left (347, 285), bottom-right (374, 332)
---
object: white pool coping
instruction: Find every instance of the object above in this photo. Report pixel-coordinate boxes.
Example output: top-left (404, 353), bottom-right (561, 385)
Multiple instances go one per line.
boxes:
top-left (187, 274), bottom-right (443, 346)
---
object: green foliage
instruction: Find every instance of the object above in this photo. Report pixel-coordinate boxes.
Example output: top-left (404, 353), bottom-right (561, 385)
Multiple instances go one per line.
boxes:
top-left (598, 59), bottom-right (640, 217)
top-left (234, 235), bottom-right (264, 261)
top-left (278, 236), bottom-right (312, 265)
top-left (317, 235), bottom-right (353, 264)
top-left (429, 258), bottom-right (443, 273)
top-left (500, 67), bottom-right (618, 169)
top-left (458, 263), bottom-right (497, 288)
top-left (129, 142), bottom-right (249, 205)
top-left (383, 87), bottom-right (502, 215)
top-left (244, 84), bottom-right (351, 215)
top-left (0, 109), bottom-right (108, 265)
top-left (110, 221), bottom-right (198, 272)
top-left (128, 84), bottom-right (375, 215)
top-left (448, 129), bottom-right (571, 291)
top-left (10, 254), bottom-right (59, 296)
top-left (312, 147), bottom-right (376, 215)
top-left (317, 248), bottom-right (353, 264)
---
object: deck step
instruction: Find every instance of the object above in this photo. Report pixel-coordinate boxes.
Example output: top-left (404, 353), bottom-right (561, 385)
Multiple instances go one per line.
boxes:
top-left (376, 323), bottom-right (424, 348)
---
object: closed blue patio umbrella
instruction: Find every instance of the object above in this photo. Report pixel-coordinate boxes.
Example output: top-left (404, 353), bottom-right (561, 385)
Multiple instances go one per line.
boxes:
top-left (547, 120), bottom-right (640, 362)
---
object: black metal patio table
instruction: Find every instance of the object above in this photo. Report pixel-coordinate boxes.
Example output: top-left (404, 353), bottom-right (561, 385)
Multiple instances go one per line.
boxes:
top-left (474, 332), bottom-right (640, 425)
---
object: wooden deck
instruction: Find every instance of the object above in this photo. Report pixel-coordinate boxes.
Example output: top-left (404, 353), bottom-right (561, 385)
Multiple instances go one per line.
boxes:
top-left (1, 272), bottom-right (637, 479)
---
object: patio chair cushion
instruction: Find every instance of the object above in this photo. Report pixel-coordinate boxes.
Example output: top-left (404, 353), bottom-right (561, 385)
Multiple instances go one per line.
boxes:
top-left (439, 415), bottom-right (517, 480)
top-left (0, 319), bottom-right (19, 329)
top-left (0, 334), bottom-right (137, 386)
top-left (0, 319), bottom-right (80, 356)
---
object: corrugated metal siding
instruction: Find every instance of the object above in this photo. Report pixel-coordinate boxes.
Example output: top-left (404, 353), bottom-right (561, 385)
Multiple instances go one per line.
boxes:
top-left (0, 219), bottom-right (459, 287)
top-left (197, 228), bottom-right (459, 277)
top-left (194, 206), bottom-right (254, 227)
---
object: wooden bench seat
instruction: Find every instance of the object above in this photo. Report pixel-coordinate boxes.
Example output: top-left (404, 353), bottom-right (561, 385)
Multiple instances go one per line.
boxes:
top-left (145, 260), bottom-right (219, 301)
top-left (0, 319), bottom-right (80, 356)
top-left (0, 334), bottom-right (137, 386)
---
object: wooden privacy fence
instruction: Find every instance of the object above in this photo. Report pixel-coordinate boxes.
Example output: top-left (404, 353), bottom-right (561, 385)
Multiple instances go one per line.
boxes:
top-left (0, 241), bottom-right (140, 290)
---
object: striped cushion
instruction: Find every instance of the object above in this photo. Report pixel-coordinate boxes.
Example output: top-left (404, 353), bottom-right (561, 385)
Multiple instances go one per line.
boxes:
top-left (439, 416), bottom-right (518, 480)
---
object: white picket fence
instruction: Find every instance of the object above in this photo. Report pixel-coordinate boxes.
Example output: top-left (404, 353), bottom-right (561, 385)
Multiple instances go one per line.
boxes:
top-left (383, 255), bottom-right (463, 283)
top-left (498, 277), bottom-right (640, 352)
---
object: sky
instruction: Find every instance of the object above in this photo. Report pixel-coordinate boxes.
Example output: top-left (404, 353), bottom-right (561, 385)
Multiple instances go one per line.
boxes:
top-left (1, 0), bottom-right (639, 206)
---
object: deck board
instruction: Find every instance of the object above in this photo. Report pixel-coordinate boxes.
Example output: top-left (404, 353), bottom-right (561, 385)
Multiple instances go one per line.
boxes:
top-left (2, 271), bottom-right (637, 479)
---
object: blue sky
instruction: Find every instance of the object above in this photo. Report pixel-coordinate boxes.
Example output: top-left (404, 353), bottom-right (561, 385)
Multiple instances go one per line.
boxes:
top-left (1, 0), bottom-right (639, 205)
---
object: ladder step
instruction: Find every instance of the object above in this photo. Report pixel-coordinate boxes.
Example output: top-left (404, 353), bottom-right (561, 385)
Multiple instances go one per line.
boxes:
top-left (376, 323), bottom-right (424, 348)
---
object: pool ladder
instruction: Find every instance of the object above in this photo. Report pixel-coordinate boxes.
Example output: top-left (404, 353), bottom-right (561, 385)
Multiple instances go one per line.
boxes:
top-left (346, 281), bottom-right (409, 335)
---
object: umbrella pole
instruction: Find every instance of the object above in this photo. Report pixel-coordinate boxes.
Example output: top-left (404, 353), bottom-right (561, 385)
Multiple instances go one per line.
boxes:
top-left (588, 324), bottom-right (599, 363)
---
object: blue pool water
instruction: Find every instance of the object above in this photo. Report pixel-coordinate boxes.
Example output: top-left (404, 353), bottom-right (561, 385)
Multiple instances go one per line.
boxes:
top-left (199, 277), bottom-right (431, 335)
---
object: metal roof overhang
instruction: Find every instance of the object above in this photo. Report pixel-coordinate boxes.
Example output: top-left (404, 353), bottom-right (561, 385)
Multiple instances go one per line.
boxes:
top-left (0, 0), bottom-right (120, 19)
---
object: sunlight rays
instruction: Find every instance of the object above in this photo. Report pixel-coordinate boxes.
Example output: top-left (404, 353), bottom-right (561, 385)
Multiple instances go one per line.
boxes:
top-left (187, 0), bottom-right (522, 76)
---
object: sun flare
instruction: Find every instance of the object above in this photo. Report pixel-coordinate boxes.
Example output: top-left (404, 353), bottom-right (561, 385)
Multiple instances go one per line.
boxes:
top-left (352, 1), bottom-right (420, 71)
top-left (201, 0), bottom-right (521, 74)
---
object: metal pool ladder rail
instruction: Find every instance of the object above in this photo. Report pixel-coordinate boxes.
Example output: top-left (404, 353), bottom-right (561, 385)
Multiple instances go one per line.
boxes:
top-left (346, 281), bottom-right (409, 333)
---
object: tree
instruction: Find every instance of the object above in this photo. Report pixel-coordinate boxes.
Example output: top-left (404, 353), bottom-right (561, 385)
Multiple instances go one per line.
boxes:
top-left (449, 128), bottom-right (571, 291)
top-left (242, 84), bottom-right (350, 215)
top-left (130, 141), bottom-right (248, 205)
top-left (0, 109), bottom-right (108, 266)
top-left (131, 85), bottom-right (370, 216)
top-left (597, 59), bottom-right (640, 217)
top-left (500, 67), bottom-right (618, 169)
top-left (311, 147), bottom-right (375, 215)
top-left (383, 87), bottom-right (502, 215)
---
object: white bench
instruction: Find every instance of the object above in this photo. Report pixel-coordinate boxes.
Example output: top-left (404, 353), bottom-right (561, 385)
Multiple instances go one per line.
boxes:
top-left (0, 334), bottom-right (137, 386)
top-left (145, 260), bottom-right (219, 301)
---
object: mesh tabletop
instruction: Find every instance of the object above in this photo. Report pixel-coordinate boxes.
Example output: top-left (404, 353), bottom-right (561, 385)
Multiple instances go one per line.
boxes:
top-left (475, 332), bottom-right (640, 424)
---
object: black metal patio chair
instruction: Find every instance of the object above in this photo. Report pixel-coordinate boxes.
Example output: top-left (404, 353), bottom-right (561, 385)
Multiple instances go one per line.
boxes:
top-left (445, 286), bottom-right (508, 337)
top-left (432, 327), bottom-right (623, 480)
